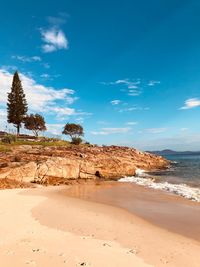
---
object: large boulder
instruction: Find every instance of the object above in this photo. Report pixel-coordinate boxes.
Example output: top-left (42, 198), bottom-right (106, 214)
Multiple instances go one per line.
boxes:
top-left (0, 145), bottom-right (169, 184)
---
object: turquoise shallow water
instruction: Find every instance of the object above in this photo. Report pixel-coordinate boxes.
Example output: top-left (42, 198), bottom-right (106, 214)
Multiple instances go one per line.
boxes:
top-left (149, 154), bottom-right (200, 188)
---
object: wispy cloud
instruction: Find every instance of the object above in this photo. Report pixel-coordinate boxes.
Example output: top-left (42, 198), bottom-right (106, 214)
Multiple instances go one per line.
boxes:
top-left (41, 28), bottom-right (68, 53)
top-left (42, 63), bottom-right (50, 69)
top-left (40, 73), bottom-right (61, 80)
top-left (145, 128), bottom-right (167, 134)
top-left (0, 109), bottom-right (7, 130)
top-left (12, 55), bottom-right (41, 62)
top-left (180, 98), bottom-right (200, 110)
top-left (180, 128), bottom-right (188, 132)
top-left (119, 106), bottom-right (149, 112)
top-left (91, 127), bottom-right (131, 135)
top-left (102, 78), bottom-right (160, 97)
top-left (0, 69), bottom-right (85, 122)
top-left (114, 79), bottom-right (141, 88)
top-left (40, 73), bottom-right (50, 79)
top-left (1, 65), bottom-right (17, 72)
top-left (110, 99), bottom-right (121, 105)
top-left (11, 55), bottom-right (50, 70)
top-left (75, 117), bottom-right (84, 124)
top-left (47, 13), bottom-right (69, 26)
top-left (46, 123), bottom-right (63, 136)
top-left (126, 121), bottom-right (138, 125)
top-left (102, 79), bottom-right (142, 96)
top-left (147, 80), bottom-right (160, 86)
top-left (97, 121), bottom-right (109, 125)
top-left (128, 89), bottom-right (142, 96)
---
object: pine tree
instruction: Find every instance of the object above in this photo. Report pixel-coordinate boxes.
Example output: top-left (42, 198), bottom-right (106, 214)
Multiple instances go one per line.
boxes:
top-left (7, 71), bottom-right (28, 135)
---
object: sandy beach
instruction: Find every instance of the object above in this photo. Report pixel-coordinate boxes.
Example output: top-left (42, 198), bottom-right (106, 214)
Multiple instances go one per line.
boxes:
top-left (0, 184), bottom-right (200, 267)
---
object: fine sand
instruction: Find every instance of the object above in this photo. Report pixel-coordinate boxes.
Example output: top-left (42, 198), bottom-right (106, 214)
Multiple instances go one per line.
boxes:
top-left (0, 184), bottom-right (200, 267)
top-left (62, 182), bottom-right (200, 241)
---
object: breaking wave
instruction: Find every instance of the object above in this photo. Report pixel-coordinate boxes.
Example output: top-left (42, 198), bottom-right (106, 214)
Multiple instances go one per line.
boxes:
top-left (118, 169), bottom-right (200, 202)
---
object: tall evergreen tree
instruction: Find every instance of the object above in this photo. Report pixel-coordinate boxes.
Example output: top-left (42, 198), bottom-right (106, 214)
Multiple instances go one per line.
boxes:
top-left (7, 71), bottom-right (28, 135)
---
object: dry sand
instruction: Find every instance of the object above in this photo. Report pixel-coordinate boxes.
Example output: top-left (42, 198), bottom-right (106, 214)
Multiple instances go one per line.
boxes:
top-left (0, 187), bottom-right (150, 267)
top-left (0, 184), bottom-right (200, 267)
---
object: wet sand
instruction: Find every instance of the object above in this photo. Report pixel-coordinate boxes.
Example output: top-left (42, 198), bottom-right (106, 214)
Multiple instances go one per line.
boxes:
top-left (30, 183), bottom-right (200, 266)
top-left (62, 181), bottom-right (200, 241)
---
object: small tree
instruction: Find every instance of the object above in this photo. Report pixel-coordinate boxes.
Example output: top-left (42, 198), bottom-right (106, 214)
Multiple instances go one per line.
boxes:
top-left (71, 137), bottom-right (83, 145)
top-left (7, 71), bottom-right (28, 135)
top-left (62, 123), bottom-right (84, 143)
top-left (24, 114), bottom-right (46, 137)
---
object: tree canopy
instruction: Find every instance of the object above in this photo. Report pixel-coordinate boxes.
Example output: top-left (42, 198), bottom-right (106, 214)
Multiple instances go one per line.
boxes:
top-left (7, 71), bottom-right (28, 135)
top-left (24, 113), bottom-right (46, 137)
top-left (62, 123), bottom-right (84, 140)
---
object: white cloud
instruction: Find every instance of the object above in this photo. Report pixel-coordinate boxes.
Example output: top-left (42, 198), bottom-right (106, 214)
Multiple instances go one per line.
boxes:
top-left (102, 78), bottom-right (160, 97)
top-left (103, 79), bottom-right (140, 88)
top-left (12, 55), bottom-right (41, 62)
top-left (101, 79), bottom-right (142, 96)
top-left (180, 98), bottom-right (200, 110)
top-left (110, 99), bottom-right (121, 105)
top-left (41, 28), bottom-right (68, 53)
top-left (148, 80), bottom-right (160, 86)
top-left (91, 127), bottom-right (131, 135)
top-left (75, 117), bottom-right (84, 124)
top-left (119, 106), bottom-right (149, 112)
top-left (115, 79), bottom-right (141, 88)
top-left (180, 128), bottom-right (188, 131)
top-left (42, 63), bottom-right (50, 69)
top-left (46, 123), bottom-right (63, 136)
top-left (0, 109), bottom-right (7, 129)
top-left (97, 121), bottom-right (109, 125)
top-left (0, 69), bottom-right (78, 118)
top-left (128, 89), bottom-right (141, 96)
top-left (126, 121), bottom-right (138, 125)
top-left (145, 128), bottom-right (167, 134)
top-left (40, 73), bottom-right (50, 79)
top-left (48, 107), bottom-right (75, 115)
top-left (1, 65), bottom-right (17, 71)
top-left (47, 15), bottom-right (68, 26)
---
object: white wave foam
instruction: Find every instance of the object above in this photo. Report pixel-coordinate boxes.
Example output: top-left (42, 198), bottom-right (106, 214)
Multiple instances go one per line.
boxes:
top-left (135, 168), bottom-right (146, 177)
top-left (119, 174), bottom-right (200, 202)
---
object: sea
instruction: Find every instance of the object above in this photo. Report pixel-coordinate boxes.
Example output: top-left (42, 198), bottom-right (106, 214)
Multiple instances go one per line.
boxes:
top-left (119, 153), bottom-right (200, 202)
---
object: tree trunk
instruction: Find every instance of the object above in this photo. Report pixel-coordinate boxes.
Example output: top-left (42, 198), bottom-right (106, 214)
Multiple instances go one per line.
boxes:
top-left (17, 124), bottom-right (20, 136)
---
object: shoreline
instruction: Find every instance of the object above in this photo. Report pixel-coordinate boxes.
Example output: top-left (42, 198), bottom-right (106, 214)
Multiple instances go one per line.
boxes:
top-left (31, 184), bottom-right (200, 266)
top-left (56, 181), bottom-right (200, 242)
top-left (0, 183), bottom-right (199, 266)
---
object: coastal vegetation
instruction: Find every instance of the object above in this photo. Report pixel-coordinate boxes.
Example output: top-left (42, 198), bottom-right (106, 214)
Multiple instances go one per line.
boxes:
top-left (23, 113), bottom-right (46, 137)
top-left (3, 71), bottom-right (84, 145)
top-left (62, 123), bottom-right (84, 145)
top-left (7, 71), bottom-right (28, 135)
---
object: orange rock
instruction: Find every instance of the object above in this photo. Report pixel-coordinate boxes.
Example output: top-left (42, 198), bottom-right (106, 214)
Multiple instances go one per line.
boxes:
top-left (0, 145), bottom-right (169, 184)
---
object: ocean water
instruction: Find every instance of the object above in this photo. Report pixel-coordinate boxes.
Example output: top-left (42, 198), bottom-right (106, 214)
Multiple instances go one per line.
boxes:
top-left (149, 154), bottom-right (200, 187)
top-left (119, 153), bottom-right (200, 202)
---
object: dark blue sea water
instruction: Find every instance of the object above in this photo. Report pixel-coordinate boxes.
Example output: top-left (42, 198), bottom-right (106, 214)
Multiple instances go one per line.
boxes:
top-left (150, 154), bottom-right (200, 187)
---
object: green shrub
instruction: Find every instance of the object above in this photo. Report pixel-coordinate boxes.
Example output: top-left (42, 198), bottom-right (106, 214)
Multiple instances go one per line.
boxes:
top-left (1, 134), bottom-right (17, 144)
top-left (71, 137), bottom-right (82, 145)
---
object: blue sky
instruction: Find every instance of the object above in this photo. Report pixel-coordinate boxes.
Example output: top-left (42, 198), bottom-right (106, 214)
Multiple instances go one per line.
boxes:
top-left (1, 0), bottom-right (200, 150)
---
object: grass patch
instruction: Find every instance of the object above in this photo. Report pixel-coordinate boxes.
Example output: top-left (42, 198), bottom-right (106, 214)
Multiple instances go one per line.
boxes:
top-left (0, 145), bottom-right (12, 152)
top-left (0, 140), bottom-right (71, 147)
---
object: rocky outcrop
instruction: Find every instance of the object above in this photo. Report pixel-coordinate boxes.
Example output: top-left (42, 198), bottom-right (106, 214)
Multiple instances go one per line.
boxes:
top-left (0, 145), bottom-right (169, 184)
